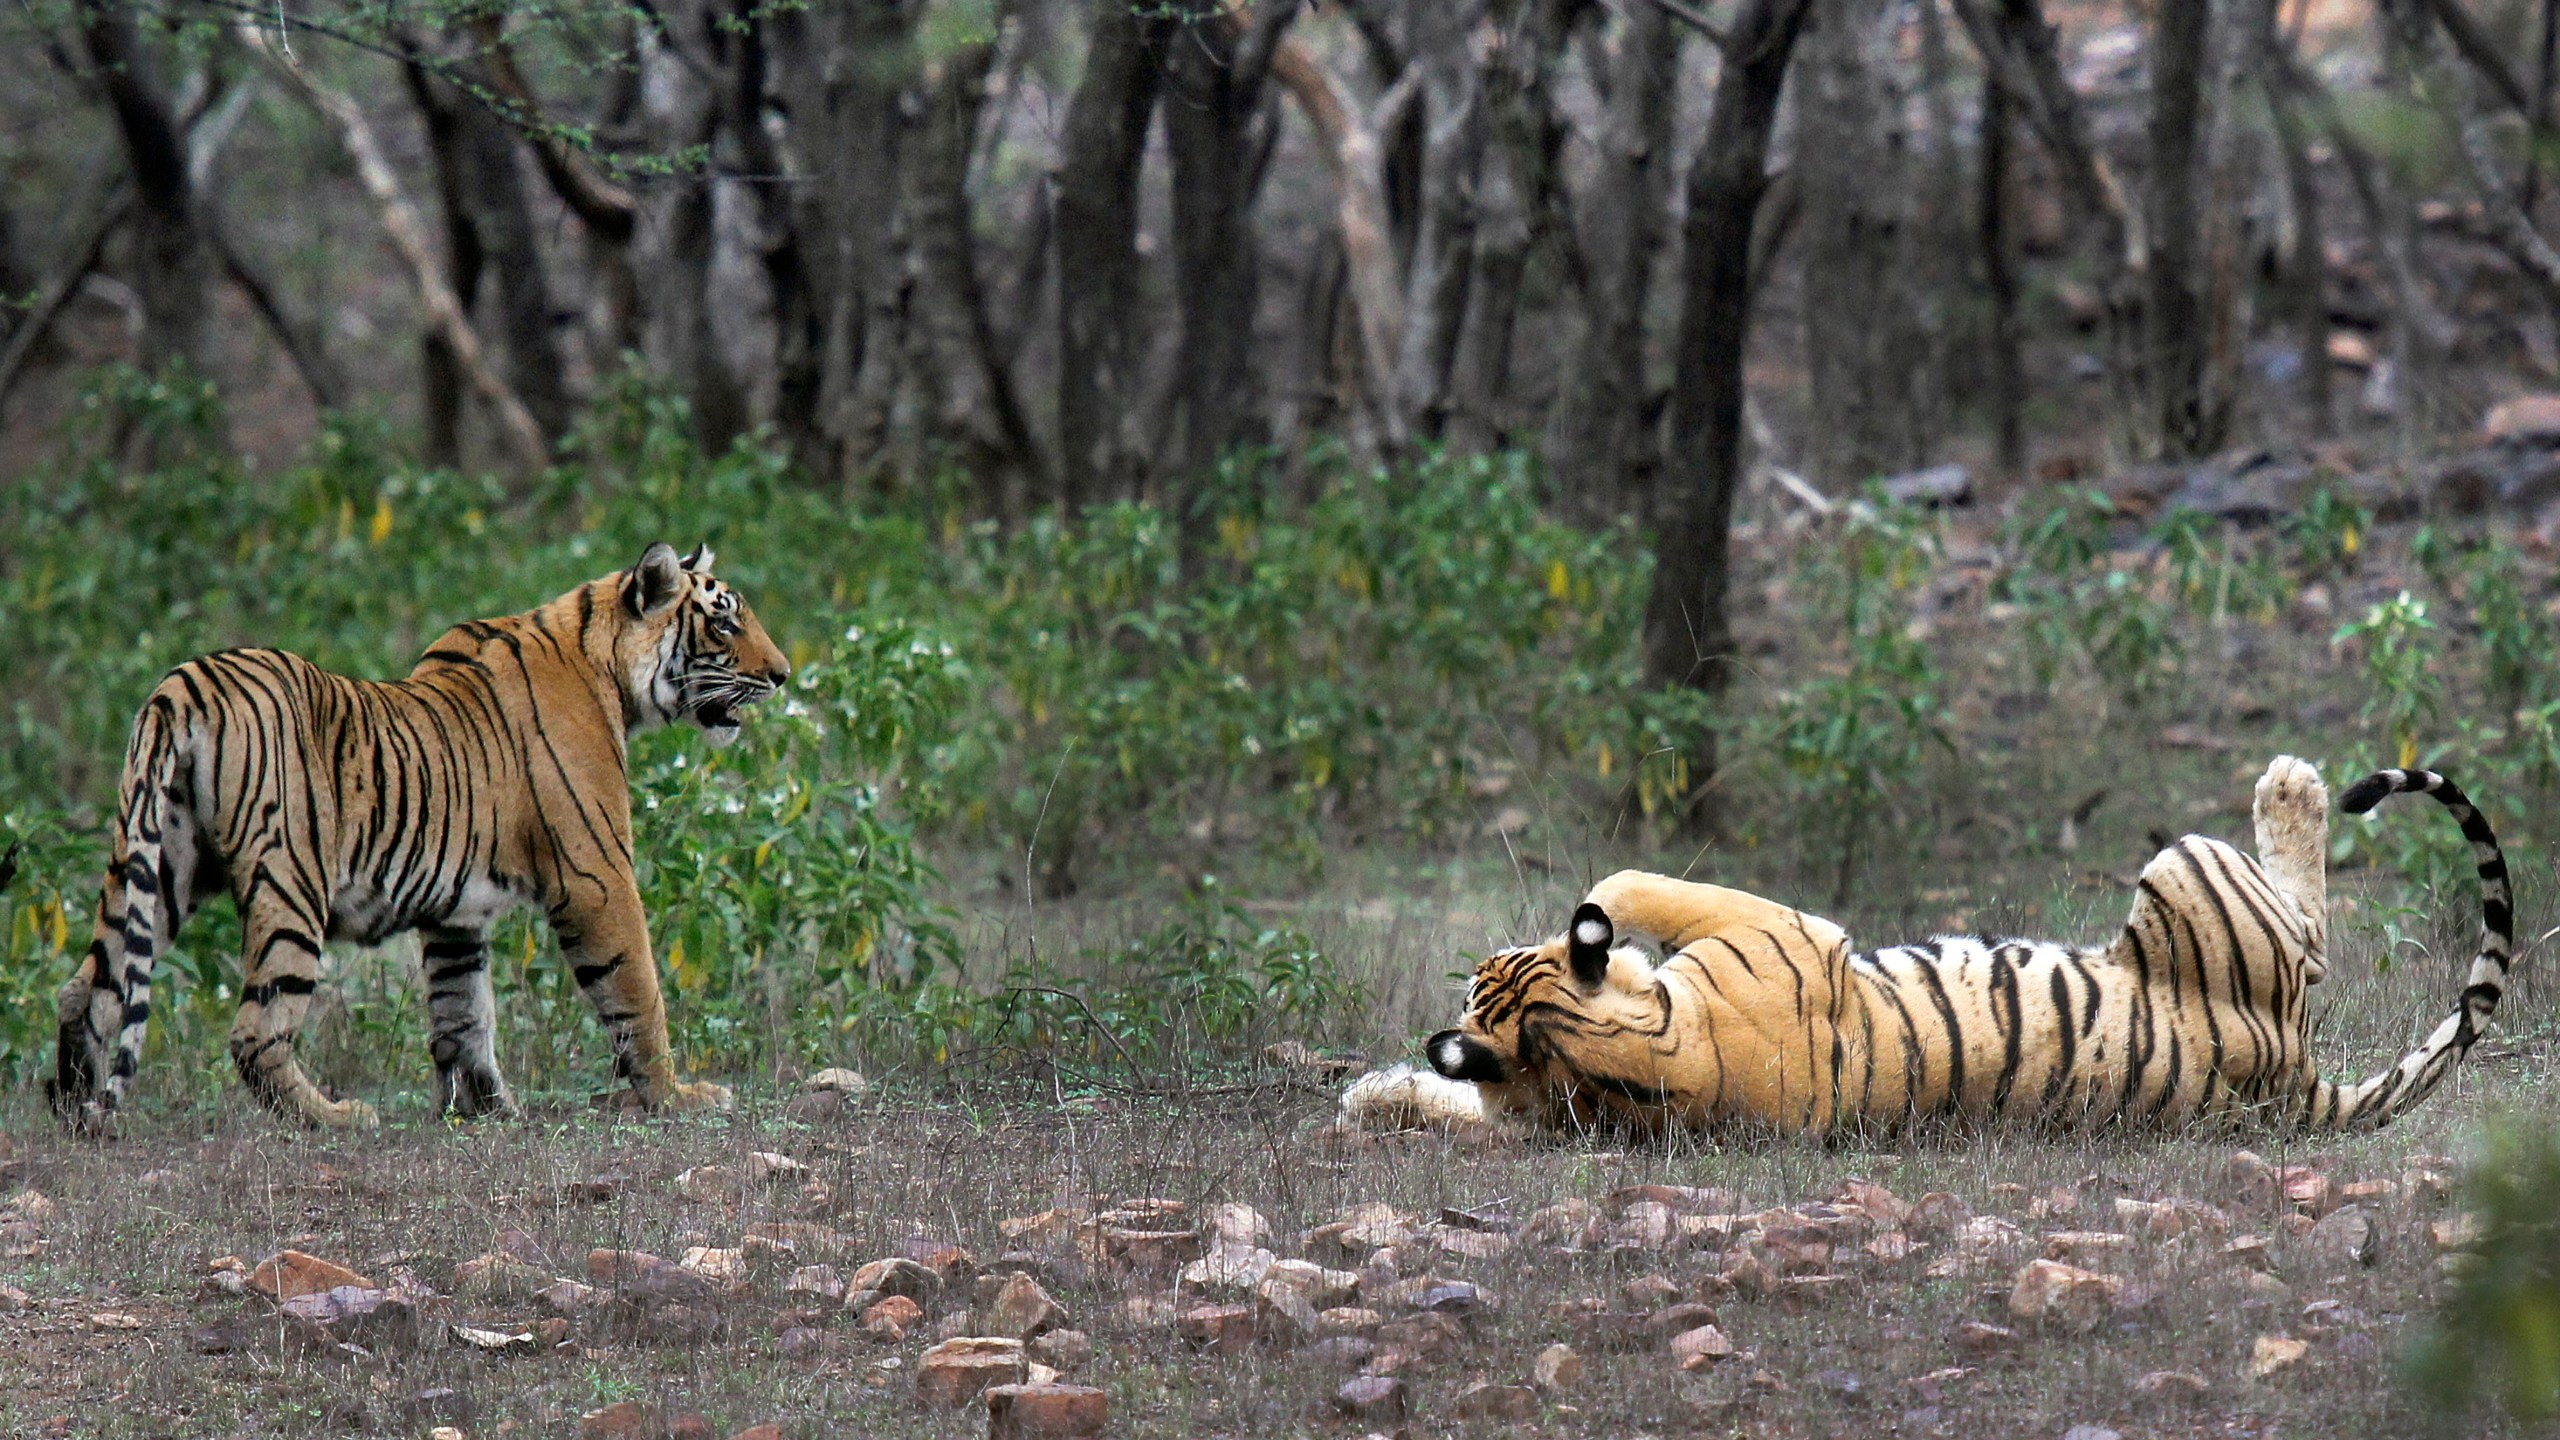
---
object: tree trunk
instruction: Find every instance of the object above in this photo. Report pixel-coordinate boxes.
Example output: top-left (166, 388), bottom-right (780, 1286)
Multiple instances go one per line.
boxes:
top-left (81, 1), bottom-right (208, 377)
top-left (636, 5), bottom-right (748, 457)
top-left (403, 56), bottom-right (486, 468)
top-left (1392, 0), bottom-right (1491, 442)
top-left (1980, 62), bottom-right (2026, 478)
top-left (1545, 0), bottom-right (1679, 513)
top-left (1645, 0), bottom-right (1815, 814)
top-left (1054, 0), bottom-right (1171, 510)
top-left (2263, 76), bottom-right (2330, 437)
top-left (902, 12), bottom-right (1046, 517)
top-left (1799, 0), bottom-right (1930, 487)
top-left (1164, 5), bottom-right (1294, 489)
top-left (2147, 0), bottom-right (2216, 458)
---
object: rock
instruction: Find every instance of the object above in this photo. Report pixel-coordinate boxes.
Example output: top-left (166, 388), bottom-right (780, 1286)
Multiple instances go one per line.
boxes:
top-left (1671, 1324), bottom-right (1734, 1368)
top-left (2134, 1368), bottom-right (2211, 1402)
top-left (1306, 1335), bottom-right (1378, 1369)
top-left (1332, 1376), bottom-right (1408, 1423)
top-left (2043, 1231), bottom-right (2134, 1264)
top-left (985, 1382), bottom-right (1109, 1439)
top-left (247, 1250), bottom-right (373, 1303)
top-left (1176, 1303), bottom-right (1256, 1354)
top-left (1030, 1328), bottom-right (1093, 1369)
top-left (1376, 1311), bottom-right (1465, 1361)
top-left (1650, 1301), bottom-right (1722, 1340)
top-left (1254, 1278), bottom-right (1320, 1345)
top-left (1318, 1306), bottom-right (1383, 1338)
top-left (579, 1401), bottom-right (660, 1438)
top-left (1836, 1179), bottom-right (1910, 1228)
top-left (537, 1280), bottom-right (596, 1314)
top-left (449, 1322), bottom-right (538, 1356)
top-left (2223, 1235), bottom-right (2275, 1272)
top-left (743, 1152), bottom-right (807, 1186)
top-left (1177, 1244), bottom-right (1276, 1297)
top-left (1454, 1381), bottom-right (1539, 1421)
top-left (2007, 1260), bottom-right (2121, 1332)
top-left (680, 1247), bottom-right (747, 1283)
top-left (1534, 1342), bottom-right (1584, 1391)
top-left (983, 1272), bottom-right (1067, 1341)
top-left (279, 1286), bottom-right (420, 1348)
top-left (725, 1427), bottom-right (782, 1440)
top-left (2431, 1214), bottom-right (2483, 1252)
top-left (2486, 395), bottom-right (2560, 444)
top-left (1755, 1226), bottom-right (1833, 1274)
top-left (2226, 1150), bottom-right (2275, 1200)
top-left (589, 1250), bottom-right (723, 1308)
top-left (916, 1337), bottom-right (1030, 1407)
top-left (1907, 1192), bottom-right (1970, 1239)
top-left (1881, 463), bottom-right (1973, 508)
top-left (851, 1257), bottom-right (943, 1302)
top-left (2243, 1272), bottom-right (2293, 1305)
top-left (807, 1067), bottom-right (869, 1095)
top-left (2060, 1427), bottom-right (2121, 1440)
top-left (1950, 1321), bottom-right (2017, 1359)
top-left (2249, 1334), bottom-right (2310, 1379)
top-left (778, 1326), bottom-right (832, 1365)
top-left (746, 1221), bottom-right (855, 1260)
top-left (783, 1089), bottom-right (846, 1124)
top-left (784, 1265), bottom-right (846, 1305)
top-left (537, 1317), bottom-right (571, 1347)
top-left (2279, 1168), bottom-right (2337, 1218)
top-left (1621, 1274), bottom-right (1682, 1310)
top-left (1432, 1227), bottom-right (1516, 1262)
top-left (673, 1166), bottom-right (742, 1205)
top-left (1260, 1259), bottom-right (1359, 1310)
top-left (1100, 1228), bottom-right (1203, 1273)
top-left (2304, 1205), bottom-right (2378, 1268)
top-left (668, 1415), bottom-right (717, 1440)
top-left (1203, 1203), bottom-right (1271, 1247)
top-left (861, 1295), bottom-right (925, 1342)
top-left (453, 1252), bottom-right (550, 1301)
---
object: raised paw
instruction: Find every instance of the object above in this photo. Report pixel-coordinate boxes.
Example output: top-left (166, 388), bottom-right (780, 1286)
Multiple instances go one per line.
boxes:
top-left (2252, 753), bottom-right (2330, 966)
top-left (2254, 754), bottom-right (2330, 832)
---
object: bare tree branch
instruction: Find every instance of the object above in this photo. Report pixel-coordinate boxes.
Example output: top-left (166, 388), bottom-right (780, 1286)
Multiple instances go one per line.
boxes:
top-left (237, 22), bottom-right (550, 474)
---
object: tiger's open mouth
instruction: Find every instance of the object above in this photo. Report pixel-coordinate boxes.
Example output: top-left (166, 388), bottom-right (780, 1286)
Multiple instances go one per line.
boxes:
top-left (687, 679), bottom-right (777, 745)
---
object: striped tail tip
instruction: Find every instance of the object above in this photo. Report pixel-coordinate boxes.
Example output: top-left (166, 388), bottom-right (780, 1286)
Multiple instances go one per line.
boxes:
top-left (2339, 770), bottom-right (2415, 815)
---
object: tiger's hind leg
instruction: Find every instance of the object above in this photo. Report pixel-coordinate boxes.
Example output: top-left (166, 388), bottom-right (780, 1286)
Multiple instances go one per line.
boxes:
top-left (55, 764), bottom-right (207, 1133)
top-left (229, 885), bottom-right (377, 1128)
top-left (421, 926), bottom-right (515, 1118)
top-left (2253, 755), bottom-right (2330, 973)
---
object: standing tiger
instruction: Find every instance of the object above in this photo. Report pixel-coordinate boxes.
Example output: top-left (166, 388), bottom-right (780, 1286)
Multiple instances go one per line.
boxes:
top-left (49, 543), bottom-right (787, 1132)
top-left (1377, 756), bottom-right (2511, 1135)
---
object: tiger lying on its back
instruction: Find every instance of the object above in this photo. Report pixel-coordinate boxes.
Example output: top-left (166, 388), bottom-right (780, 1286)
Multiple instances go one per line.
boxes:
top-left (1365, 757), bottom-right (2511, 1135)
top-left (50, 543), bottom-right (786, 1132)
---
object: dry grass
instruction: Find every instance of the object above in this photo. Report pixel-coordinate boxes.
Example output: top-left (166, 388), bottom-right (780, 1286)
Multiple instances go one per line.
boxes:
top-left (8, 526), bottom-right (2555, 1437)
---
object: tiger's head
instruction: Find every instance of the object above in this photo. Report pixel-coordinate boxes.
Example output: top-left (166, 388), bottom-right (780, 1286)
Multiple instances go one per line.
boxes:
top-left (1427, 902), bottom-right (1656, 1117)
top-left (618, 541), bottom-right (789, 748)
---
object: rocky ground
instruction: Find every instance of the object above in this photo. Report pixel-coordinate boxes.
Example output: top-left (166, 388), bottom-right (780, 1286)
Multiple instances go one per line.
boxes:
top-left (0, 1047), bottom-right (2544, 1440)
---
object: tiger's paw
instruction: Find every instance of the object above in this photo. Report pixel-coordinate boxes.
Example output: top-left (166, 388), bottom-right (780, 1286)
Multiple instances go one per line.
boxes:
top-left (660, 1079), bottom-right (735, 1115)
top-left (316, 1097), bottom-right (381, 1129)
top-left (2254, 754), bottom-right (2329, 837)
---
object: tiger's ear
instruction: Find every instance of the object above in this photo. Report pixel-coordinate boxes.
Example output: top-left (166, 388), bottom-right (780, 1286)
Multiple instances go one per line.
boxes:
top-left (627, 542), bottom-right (687, 618)
top-left (680, 544), bottom-right (716, 574)
top-left (1567, 902), bottom-right (1613, 987)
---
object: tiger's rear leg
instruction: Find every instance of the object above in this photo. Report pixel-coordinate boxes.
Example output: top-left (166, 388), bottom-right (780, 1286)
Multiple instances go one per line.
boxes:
top-left (2253, 755), bottom-right (2330, 974)
top-left (54, 752), bottom-right (204, 1133)
top-left (229, 887), bottom-right (378, 1129)
top-left (421, 927), bottom-right (515, 1118)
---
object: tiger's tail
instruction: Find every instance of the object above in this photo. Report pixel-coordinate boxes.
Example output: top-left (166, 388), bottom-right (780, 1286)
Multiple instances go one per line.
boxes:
top-left (52, 697), bottom-right (190, 1132)
top-left (2300, 767), bottom-right (2513, 1130)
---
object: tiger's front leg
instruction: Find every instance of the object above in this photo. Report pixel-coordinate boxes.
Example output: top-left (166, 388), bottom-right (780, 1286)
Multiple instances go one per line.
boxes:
top-left (420, 926), bottom-right (516, 1118)
top-left (550, 880), bottom-right (731, 1114)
